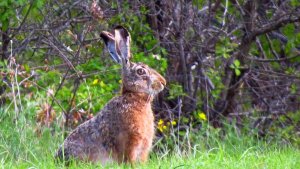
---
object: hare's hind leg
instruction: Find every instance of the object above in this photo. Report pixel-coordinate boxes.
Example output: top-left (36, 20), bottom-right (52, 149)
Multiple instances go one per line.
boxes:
top-left (87, 146), bottom-right (114, 164)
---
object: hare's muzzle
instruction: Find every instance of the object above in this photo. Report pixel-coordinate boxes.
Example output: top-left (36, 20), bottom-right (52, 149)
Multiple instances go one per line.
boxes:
top-left (150, 72), bottom-right (166, 93)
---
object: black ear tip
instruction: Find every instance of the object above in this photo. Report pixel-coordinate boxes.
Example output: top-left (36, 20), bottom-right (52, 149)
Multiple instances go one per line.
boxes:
top-left (114, 25), bottom-right (129, 37)
top-left (114, 25), bottom-right (127, 30)
top-left (100, 32), bottom-right (107, 39)
top-left (100, 33), bottom-right (108, 45)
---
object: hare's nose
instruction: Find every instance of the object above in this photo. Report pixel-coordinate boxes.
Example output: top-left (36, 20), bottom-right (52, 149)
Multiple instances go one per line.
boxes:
top-left (151, 70), bottom-right (166, 88)
top-left (157, 74), bottom-right (166, 86)
top-left (160, 78), bottom-right (166, 86)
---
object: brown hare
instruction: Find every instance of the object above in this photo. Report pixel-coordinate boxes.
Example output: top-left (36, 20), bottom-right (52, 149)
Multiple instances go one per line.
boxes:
top-left (55, 26), bottom-right (166, 165)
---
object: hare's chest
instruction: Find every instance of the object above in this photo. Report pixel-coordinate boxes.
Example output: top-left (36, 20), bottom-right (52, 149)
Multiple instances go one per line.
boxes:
top-left (122, 104), bottom-right (154, 134)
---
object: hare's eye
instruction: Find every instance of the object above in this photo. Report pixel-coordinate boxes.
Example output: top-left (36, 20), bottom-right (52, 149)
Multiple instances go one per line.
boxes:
top-left (137, 68), bottom-right (146, 75)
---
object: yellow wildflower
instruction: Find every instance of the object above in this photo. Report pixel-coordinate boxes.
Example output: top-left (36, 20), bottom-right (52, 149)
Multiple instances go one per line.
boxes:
top-left (100, 81), bottom-right (106, 87)
top-left (157, 119), bottom-right (166, 132)
top-left (92, 79), bottom-right (99, 85)
top-left (171, 120), bottom-right (177, 126)
top-left (158, 119), bottom-right (164, 125)
top-left (198, 112), bottom-right (207, 121)
top-left (158, 125), bottom-right (164, 132)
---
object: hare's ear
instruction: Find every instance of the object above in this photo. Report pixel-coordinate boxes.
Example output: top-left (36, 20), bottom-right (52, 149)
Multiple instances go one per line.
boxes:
top-left (114, 26), bottom-right (131, 67)
top-left (100, 31), bottom-right (122, 64)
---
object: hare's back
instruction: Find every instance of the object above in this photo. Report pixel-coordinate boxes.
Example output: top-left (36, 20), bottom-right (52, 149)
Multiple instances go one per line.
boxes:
top-left (56, 96), bottom-right (125, 162)
top-left (61, 97), bottom-right (123, 149)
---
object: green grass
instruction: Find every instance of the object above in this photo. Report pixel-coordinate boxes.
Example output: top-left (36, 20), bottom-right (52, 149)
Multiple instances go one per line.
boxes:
top-left (1, 107), bottom-right (300, 169)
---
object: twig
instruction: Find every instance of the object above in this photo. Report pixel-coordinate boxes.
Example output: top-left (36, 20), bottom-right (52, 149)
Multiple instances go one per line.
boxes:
top-left (10, 1), bottom-right (34, 39)
top-left (222, 0), bottom-right (228, 27)
top-left (246, 55), bottom-right (299, 62)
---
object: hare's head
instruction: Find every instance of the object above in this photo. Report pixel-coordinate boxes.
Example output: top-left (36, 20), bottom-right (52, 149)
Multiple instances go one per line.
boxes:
top-left (100, 26), bottom-right (166, 96)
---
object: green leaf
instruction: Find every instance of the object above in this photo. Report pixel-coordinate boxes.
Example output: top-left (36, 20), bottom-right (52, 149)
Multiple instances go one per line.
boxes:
top-left (223, 53), bottom-right (230, 59)
top-left (290, 84), bottom-right (297, 94)
top-left (167, 83), bottom-right (186, 99)
top-left (291, 0), bottom-right (300, 7)
top-left (233, 59), bottom-right (240, 67)
top-left (2, 19), bottom-right (9, 31)
top-left (283, 24), bottom-right (295, 39)
top-left (0, 1), bottom-right (8, 7)
top-left (24, 64), bottom-right (30, 73)
top-left (285, 41), bottom-right (295, 55)
top-left (235, 69), bottom-right (241, 76)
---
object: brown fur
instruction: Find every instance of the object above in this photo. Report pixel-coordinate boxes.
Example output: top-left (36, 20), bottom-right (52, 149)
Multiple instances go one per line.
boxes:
top-left (55, 26), bottom-right (166, 165)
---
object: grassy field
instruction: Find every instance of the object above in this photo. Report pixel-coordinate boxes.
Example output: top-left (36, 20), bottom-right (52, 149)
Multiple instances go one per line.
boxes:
top-left (1, 107), bottom-right (300, 169)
